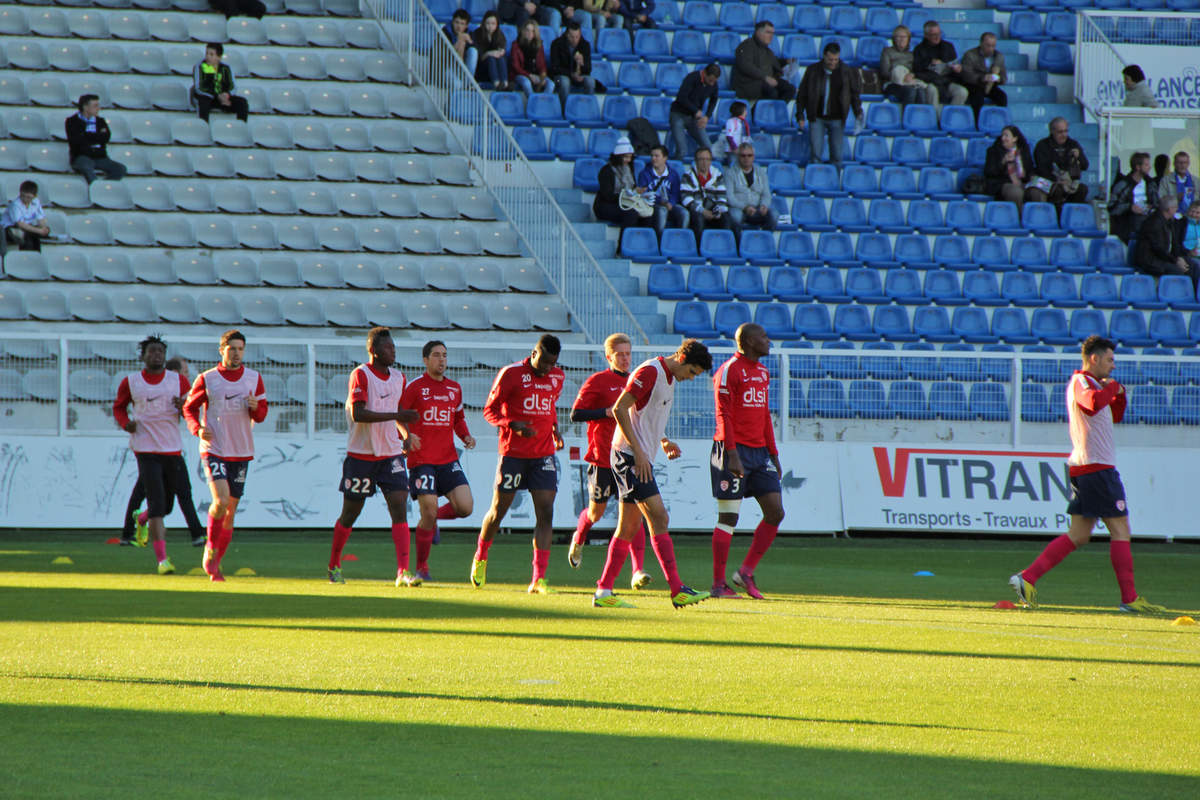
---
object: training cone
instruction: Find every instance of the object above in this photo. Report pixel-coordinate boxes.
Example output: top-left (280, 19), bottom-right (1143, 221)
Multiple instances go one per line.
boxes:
top-left (234, 567), bottom-right (257, 577)
top-left (52, 556), bottom-right (73, 565)
top-left (1172, 616), bottom-right (1196, 626)
top-left (343, 554), bottom-right (359, 561)
top-left (187, 567), bottom-right (205, 576)
top-left (992, 600), bottom-right (1017, 609)
top-left (913, 570), bottom-right (934, 577)
top-left (105, 537), bottom-right (122, 545)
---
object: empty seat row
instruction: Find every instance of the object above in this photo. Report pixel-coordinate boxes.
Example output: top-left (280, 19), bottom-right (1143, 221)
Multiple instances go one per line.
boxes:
top-left (0, 0), bottom-right (356, 17)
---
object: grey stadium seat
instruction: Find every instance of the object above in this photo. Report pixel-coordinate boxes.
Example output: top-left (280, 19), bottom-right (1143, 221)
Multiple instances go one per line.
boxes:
top-left (463, 260), bottom-right (506, 292)
top-left (23, 369), bottom-right (60, 400)
top-left (264, 343), bottom-right (307, 364)
top-left (28, 77), bottom-right (68, 108)
top-left (129, 47), bottom-right (170, 75)
top-left (171, 117), bottom-right (213, 146)
top-left (64, 76), bottom-right (109, 106)
top-left (270, 87), bottom-right (311, 115)
top-left (273, 152), bottom-right (316, 180)
top-left (366, 54), bottom-right (408, 84)
top-left (326, 54), bottom-right (367, 83)
top-left (353, 154), bottom-right (394, 182)
top-left (195, 150), bottom-right (236, 178)
top-left (251, 119), bottom-right (294, 149)
top-left (305, 20), bottom-right (345, 47)
top-left (337, 188), bottom-right (378, 217)
top-left (300, 257), bottom-right (344, 288)
top-left (69, 289), bottom-right (116, 321)
top-left (460, 192), bottom-right (498, 221)
top-left (344, 21), bottom-right (382, 49)
top-left (20, 142), bottom-right (66, 172)
top-left (317, 221), bottom-right (361, 252)
top-left (69, 10), bottom-right (112, 38)
top-left (483, 228), bottom-right (522, 256)
top-left (419, 191), bottom-right (457, 220)
top-left (234, 150), bottom-right (275, 179)
top-left (149, 13), bottom-right (190, 42)
top-left (369, 122), bottom-right (412, 154)
top-left (285, 0), bottom-right (327, 15)
top-left (0, 7), bottom-right (31, 36)
top-left (196, 218), bottom-right (238, 248)
top-left (42, 176), bottom-right (90, 209)
top-left (278, 220), bottom-right (319, 250)
top-left (214, 253), bottom-right (262, 285)
top-left (151, 80), bottom-right (191, 110)
top-left (330, 122), bottom-right (371, 152)
top-left (342, 259), bottom-right (385, 289)
top-left (395, 156), bottom-right (435, 185)
top-left (3, 252), bottom-right (50, 281)
top-left (228, 17), bottom-right (268, 45)
top-left (217, 184), bottom-right (256, 214)
top-left (243, 293), bottom-right (284, 326)
top-left (254, 184), bottom-right (298, 214)
top-left (0, 142), bottom-right (29, 171)
top-left (137, 118), bottom-right (176, 145)
top-left (27, 290), bottom-right (70, 321)
top-left (292, 121), bottom-right (332, 150)
top-left (159, 291), bottom-right (201, 323)
top-left (10, 42), bottom-right (51, 70)
top-left (283, 297), bottom-right (326, 327)
top-left (249, 51), bottom-right (289, 80)
top-left (43, 249), bottom-right (92, 281)
top-left (130, 179), bottom-right (175, 211)
top-left (91, 180), bottom-right (134, 210)
top-left (406, 299), bottom-right (449, 329)
top-left (88, 44), bottom-right (132, 73)
top-left (531, 302), bottom-right (572, 331)
top-left (197, 293), bottom-right (243, 325)
top-left (112, 215), bottom-right (156, 246)
top-left (108, 146), bottom-right (153, 175)
top-left (91, 252), bottom-right (135, 282)
top-left (237, 220), bottom-right (281, 249)
top-left (298, 187), bottom-right (337, 216)
top-left (503, 260), bottom-right (547, 292)
top-left (186, 15), bottom-right (227, 44)
top-left (7, 112), bottom-right (51, 141)
top-left (111, 12), bottom-right (151, 40)
top-left (213, 120), bottom-right (253, 148)
top-left (289, 53), bottom-right (328, 81)
top-left (266, 18), bottom-right (307, 46)
top-left (446, 299), bottom-right (492, 330)
top-left (173, 253), bottom-right (216, 284)
top-left (358, 222), bottom-right (400, 253)
top-left (71, 369), bottom-right (118, 401)
top-left (174, 180), bottom-right (216, 211)
top-left (153, 214), bottom-right (198, 247)
top-left (440, 226), bottom-right (483, 256)
top-left (0, 290), bottom-right (29, 320)
top-left (309, 88), bottom-right (348, 117)
top-left (285, 373), bottom-right (309, 403)
top-left (106, 116), bottom-right (133, 144)
top-left (425, 260), bottom-right (468, 292)
top-left (30, 9), bottom-right (70, 37)
top-left (151, 148), bottom-right (194, 176)
top-left (326, 296), bottom-right (367, 327)
top-left (0, 78), bottom-right (31, 107)
top-left (314, 154), bottom-right (355, 182)
top-left (438, 157), bottom-right (476, 186)
top-left (412, 127), bottom-right (450, 155)
top-left (398, 224), bottom-right (440, 254)
top-left (0, 369), bottom-right (27, 401)
top-left (377, 188), bottom-right (418, 218)
top-left (260, 256), bottom-right (301, 286)
top-left (365, 298), bottom-right (410, 329)
top-left (166, 44), bottom-right (200, 75)
top-left (112, 290), bottom-right (159, 322)
top-left (110, 80), bottom-right (151, 109)
top-left (69, 216), bottom-right (114, 245)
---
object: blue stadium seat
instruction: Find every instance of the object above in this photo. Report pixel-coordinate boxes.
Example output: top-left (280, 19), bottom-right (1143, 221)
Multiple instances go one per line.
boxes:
top-left (895, 234), bottom-right (937, 269)
top-left (946, 200), bottom-right (988, 235)
top-left (753, 99), bottom-right (792, 134)
top-left (650, 0), bottom-right (679, 29)
top-left (859, 341), bottom-right (903, 381)
top-left (845, 267), bottom-right (887, 303)
top-left (972, 237), bottom-right (1011, 270)
top-left (752, 132), bottom-right (778, 162)
top-left (1141, 347), bottom-right (1182, 385)
top-left (803, 164), bottom-right (841, 197)
top-left (807, 266), bottom-right (849, 302)
top-left (516, 126), bottom-right (552, 160)
top-left (939, 105), bottom-right (978, 138)
top-left (888, 380), bottom-right (931, 419)
top-left (549, 128), bottom-right (588, 159)
top-left (1176, 385), bottom-right (1200, 425)
top-left (601, 95), bottom-right (638, 128)
top-left (1021, 202), bottom-right (1064, 237)
top-left (907, 199), bottom-right (951, 234)
top-left (891, 136), bottom-right (929, 167)
top-left (829, 6), bottom-right (866, 35)
top-left (739, 230), bottom-right (783, 266)
top-left (596, 29), bottom-right (637, 61)
top-left (769, 162), bottom-right (805, 196)
top-left (854, 135), bottom-right (890, 165)
top-left (1181, 346), bottom-right (1200, 384)
top-left (1159, 274), bottom-right (1200, 309)
top-left (660, 229), bottom-right (702, 264)
top-left (1149, 309), bottom-right (1192, 346)
top-left (872, 305), bottom-right (917, 342)
top-left (573, 157), bottom-right (603, 190)
top-left (700, 229), bottom-right (740, 265)
top-left (781, 34), bottom-right (818, 63)
top-left (1090, 237), bottom-right (1133, 274)
top-left (708, 31), bottom-right (742, 61)
top-left (1045, 12), bottom-right (1077, 41)
top-left (1041, 273), bottom-right (1083, 308)
top-left (993, 307), bottom-right (1036, 344)
top-left (970, 383), bottom-right (1009, 421)
top-left (591, 60), bottom-right (617, 90)
top-left (779, 231), bottom-right (821, 266)
top-left (790, 197), bottom-right (832, 231)
top-left (1037, 41), bottom-right (1074, 73)
top-left (640, 96), bottom-right (671, 129)
top-left (672, 30), bottom-right (708, 62)
top-left (655, 62), bottom-right (689, 93)
top-left (588, 129), bottom-right (621, 159)
top-left (856, 233), bottom-right (899, 269)
top-left (923, 270), bottom-right (965, 306)
top-left (718, 3), bottom-right (755, 31)
top-left (816, 232), bottom-right (860, 268)
top-left (1020, 383), bottom-right (1055, 422)
top-left (1079, 273), bottom-right (1123, 308)
top-left (528, 94), bottom-right (566, 126)
top-left (688, 263), bottom-right (732, 300)
top-left (673, 301), bottom-right (718, 338)
top-left (933, 235), bottom-right (973, 269)
top-left (1069, 307), bottom-right (1108, 341)
top-left (918, 167), bottom-right (958, 201)
top-left (880, 166), bottom-right (921, 200)
top-left (857, 36), bottom-right (888, 70)
top-left (941, 342), bottom-right (981, 385)
top-left (1153, 15), bottom-right (1188, 42)
top-left (808, 379), bottom-right (852, 417)
top-left (767, 265), bottom-right (809, 301)
top-left (726, 265), bottom-right (772, 301)
top-left (963, 271), bottom-right (1005, 306)
top-left (902, 340), bottom-right (944, 379)
top-left (1011, 238), bottom-right (1053, 273)
top-left (953, 306), bottom-right (998, 343)
top-left (901, 8), bottom-right (934, 33)
top-left (646, 264), bottom-right (691, 299)
top-left (983, 201), bottom-right (1025, 236)
top-left (793, 7), bottom-right (830, 36)
top-left (1009, 11), bottom-right (1047, 41)
top-left (1050, 238), bottom-right (1089, 273)
top-left (913, 306), bottom-right (957, 343)
top-left (980, 343), bottom-right (1015, 382)
top-left (1112, 345), bottom-right (1146, 386)
top-left (621, 227), bottom-right (662, 262)
top-left (865, 103), bottom-right (904, 136)
top-left (491, 92), bottom-right (528, 125)
top-left (794, 304), bottom-right (838, 340)
top-left (848, 379), bottom-right (890, 418)
top-left (714, 300), bottom-right (752, 336)
top-left (865, 8), bottom-right (901, 37)
top-left (754, 302), bottom-right (800, 339)
top-left (1121, 273), bottom-right (1167, 309)
top-left (757, 4), bottom-right (794, 32)
top-left (1132, 385), bottom-right (1175, 424)
top-left (618, 61), bottom-right (656, 95)
top-left (1061, 203), bottom-right (1103, 237)
top-left (869, 198), bottom-right (908, 233)
top-left (884, 269), bottom-right (923, 303)
top-left (930, 381), bottom-right (972, 419)
top-left (902, 104), bottom-right (939, 137)
top-left (1109, 309), bottom-right (1153, 346)
top-left (777, 133), bottom-right (811, 165)
top-left (842, 165), bottom-right (883, 199)
top-left (786, 376), bottom-right (812, 418)
top-left (633, 28), bottom-right (673, 62)
top-left (1022, 344), bottom-right (1060, 384)
top-left (928, 137), bottom-right (966, 169)
top-left (820, 341), bottom-right (865, 379)
top-left (830, 197), bottom-right (871, 232)
top-left (1002, 272), bottom-right (1046, 307)
top-left (977, 106), bottom-right (1011, 137)
top-left (965, 138), bottom-right (989, 168)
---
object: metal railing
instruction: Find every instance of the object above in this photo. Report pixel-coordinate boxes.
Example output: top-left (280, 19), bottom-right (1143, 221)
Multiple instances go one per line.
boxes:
top-left (1097, 108), bottom-right (1200, 199)
top-left (362, 0), bottom-right (648, 346)
top-left (1076, 11), bottom-right (1129, 118)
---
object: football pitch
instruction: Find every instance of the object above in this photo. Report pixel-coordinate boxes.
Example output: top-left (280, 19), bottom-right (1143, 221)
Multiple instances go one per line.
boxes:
top-left (2, 532), bottom-right (1198, 799)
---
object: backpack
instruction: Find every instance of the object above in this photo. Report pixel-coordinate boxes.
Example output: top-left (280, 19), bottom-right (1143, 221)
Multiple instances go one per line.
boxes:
top-left (626, 117), bottom-right (659, 156)
top-left (858, 66), bottom-right (882, 96)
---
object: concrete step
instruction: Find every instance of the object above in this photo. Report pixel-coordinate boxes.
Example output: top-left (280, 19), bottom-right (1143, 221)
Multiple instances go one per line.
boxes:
top-left (1009, 103), bottom-right (1081, 124)
top-left (597, 257), bottom-right (631, 278)
top-left (585, 238), bottom-right (616, 260)
top-left (1008, 70), bottom-right (1048, 86)
top-left (560, 202), bottom-right (591, 223)
top-left (940, 22), bottom-right (1003, 40)
top-left (607, 275), bottom-right (639, 295)
top-left (1007, 85), bottom-right (1057, 103)
top-left (940, 9), bottom-right (1004, 23)
top-left (574, 221), bottom-right (610, 242)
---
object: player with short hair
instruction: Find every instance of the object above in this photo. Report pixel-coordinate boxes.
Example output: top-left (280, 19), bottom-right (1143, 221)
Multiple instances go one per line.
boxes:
top-left (183, 329), bottom-right (268, 582)
top-left (328, 327), bottom-right (421, 585)
top-left (709, 323), bottom-right (784, 599)
top-left (113, 335), bottom-right (192, 575)
top-left (1009, 335), bottom-right (1166, 613)
top-left (592, 339), bottom-right (714, 609)
top-left (471, 334), bottom-right (566, 594)
top-left (567, 332), bottom-right (652, 590)
top-left (399, 339), bottom-right (476, 582)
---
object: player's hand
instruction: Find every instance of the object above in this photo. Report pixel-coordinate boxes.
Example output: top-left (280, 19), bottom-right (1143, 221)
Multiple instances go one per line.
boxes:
top-left (553, 430), bottom-right (565, 450)
top-left (463, 435), bottom-right (476, 450)
top-left (406, 432), bottom-right (422, 452)
top-left (247, 394), bottom-right (259, 412)
top-left (123, 421), bottom-right (137, 433)
top-left (662, 439), bottom-right (681, 460)
top-left (198, 426), bottom-right (213, 442)
top-left (172, 396), bottom-right (184, 410)
top-left (511, 421), bottom-right (534, 438)
top-left (633, 450), bottom-right (653, 481)
top-left (726, 448), bottom-right (744, 478)
top-left (605, 406), bottom-right (615, 418)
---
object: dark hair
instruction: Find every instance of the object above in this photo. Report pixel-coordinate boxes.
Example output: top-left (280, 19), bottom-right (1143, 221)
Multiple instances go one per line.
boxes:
top-left (823, 42), bottom-right (841, 56)
top-left (18, 180), bottom-right (37, 195)
top-left (649, 144), bottom-right (668, 158)
top-left (366, 326), bottom-right (392, 352)
top-left (675, 338), bottom-right (712, 372)
top-left (206, 42), bottom-right (224, 56)
top-left (481, 9), bottom-right (498, 26)
top-left (694, 146), bottom-right (712, 158)
top-left (536, 334), bottom-right (561, 356)
top-left (1123, 64), bottom-right (1145, 83)
top-left (138, 334), bottom-right (167, 357)
top-left (219, 329), bottom-right (246, 348)
top-left (451, 8), bottom-right (470, 22)
top-left (165, 357), bottom-right (185, 372)
top-left (923, 20), bottom-right (940, 32)
top-left (753, 20), bottom-right (774, 32)
top-left (729, 101), bottom-right (747, 117)
top-left (980, 32), bottom-right (996, 43)
top-left (998, 125), bottom-right (1028, 150)
top-left (1081, 335), bottom-right (1115, 359)
top-left (1154, 153), bottom-right (1169, 180)
top-left (703, 62), bottom-right (721, 78)
top-left (564, 19), bottom-right (581, 32)
top-left (1131, 151), bottom-right (1150, 171)
top-left (608, 152), bottom-right (629, 167)
top-left (422, 339), bottom-right (446, 359)
top-left (76, 94), bottom-right (98, 111)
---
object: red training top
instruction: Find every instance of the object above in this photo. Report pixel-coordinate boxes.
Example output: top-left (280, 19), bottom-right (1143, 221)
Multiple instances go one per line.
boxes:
top-left (400, 372), bottom-right (472, 467)
top-left (483, 357), bottom-right (564, 458)
top-left (712, 353), bottom-right (777, 454)
top-left (572, 368), bottom-right (627, 466)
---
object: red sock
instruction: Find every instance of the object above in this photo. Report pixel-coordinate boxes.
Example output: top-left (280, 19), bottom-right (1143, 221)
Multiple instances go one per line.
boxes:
top-left (437, 502), bottom-right (457, 521)
top-left (217, 525), bottom-right (233, 560)
top-left (415, 526), bottom-right (435, 571)
top-left (572, 508), bottom-right (595, 547)
top-left (330, 521), bottom-right (352, 570)
top-left (138, 510), bottom-right (149, 525)
top-left (597, 537), bottom-right (631, 591)
top-left (474, 536), bottom-right (492, 562)
top-left (630, 523), bottom-right (646, 571)
top-left (391, 522), bottom-right (410, 572)
top-left (152, 540), bottom-right (167, 562)
top-left (712, 526), bottom-right (733, 585)
top-left (651, 532), bottom-right (683, 595)
top-left (532, 546), bottom-right (550, 581)
top-left (1109, 539), bottom-right (1137, 604)
top-left (206, 515), bottom-right (222, 549)
top-left (742, 521), bottom-right (779, 573)
top-left (1023, 534), bottom-right (1077, 584)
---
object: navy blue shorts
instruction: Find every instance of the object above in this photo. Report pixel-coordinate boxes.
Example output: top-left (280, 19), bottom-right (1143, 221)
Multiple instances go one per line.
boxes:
top-left (410, 460), bottom-right (469, 498)
top-left (611, 450), bottom-right (661, 503)
top-left (587, 463), bottom-right (635, 504)
top-left (709, 442), bottom-right (782, 500)
top-left (135, 452), bottom-right (182, 518)
top-left (202, 454), bottom-right (249, 499)
top-left (1066, 469), bottom-right (1128, 519)
top-left (341, 455), bottom-right (408, 499)
top-left (495, 454), bottom-right (559, 493)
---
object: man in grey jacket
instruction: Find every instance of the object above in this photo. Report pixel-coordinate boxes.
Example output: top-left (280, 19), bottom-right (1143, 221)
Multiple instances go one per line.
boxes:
top-left (960, 32), bottom-right (1007, 123)
top-left (724, 143), bottom-right (776, 241)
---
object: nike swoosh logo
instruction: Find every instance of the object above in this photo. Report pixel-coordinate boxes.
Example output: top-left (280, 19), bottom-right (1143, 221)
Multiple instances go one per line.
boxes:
top-left (224, 394), bottom-right (239, 400)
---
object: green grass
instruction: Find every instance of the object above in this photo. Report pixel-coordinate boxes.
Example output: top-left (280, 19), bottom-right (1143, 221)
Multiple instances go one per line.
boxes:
top-left (2, 531), bottom-right (1198, 799)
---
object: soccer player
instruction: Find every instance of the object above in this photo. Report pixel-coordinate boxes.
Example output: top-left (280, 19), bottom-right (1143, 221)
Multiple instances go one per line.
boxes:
top-left (592, 339), bottom-right (714, 609)
top-left (183, 329), bottom-right (268, 582)
top-left (1009, 335), bottom-right (1166, 613)
top-left (471, 334), bottom-right (565, 594)
top-left (567, 332), bottom-right (652, 590)
top-left (399, 340), bottom-right (476, 582)
top-left (328, 327), bottom-right (421, 586)
top-left (709, 323), bottom-right (784, 599)
top-left (112, 335), bottom-right (192, 575)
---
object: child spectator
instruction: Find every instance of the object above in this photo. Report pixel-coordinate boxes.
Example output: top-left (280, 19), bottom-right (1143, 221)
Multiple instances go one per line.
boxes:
top-left (192, 43), bottom-right (249, 123)
top-left (473, 11), bottom-right (509, 89)
top-left (718, 101), bottom-right (751, 164)
top-left (1, 180), bottom-right (50, 256)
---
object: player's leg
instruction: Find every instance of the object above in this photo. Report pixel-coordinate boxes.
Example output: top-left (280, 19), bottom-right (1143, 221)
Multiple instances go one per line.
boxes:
top-left (123, 479), bottom-right (146, 546)
top-left (215, 463), bottom-right (247, 563)
top-left (472, 459), bottom-right (519, 587)
top-left (1010, 514), bottom-right (1094, 608)
top-left (1106, 512), bottom-right (1164, 613)
top-left (201, 456), bottom-right (233, 580)
top-left (592, 497), bottom-right (640, 607)
top-left (414, 488), bottom-right (440, 582)
top-left (710, 442), bottom-right (744, 596)
top-left (385, 487), bottom-right (420, 587)
top-left (731, 488), bottom-right (785, 600)
top-left (329, 457), bottom-right (369, 582)
top-left (637, 493), bottom-right (699, 606)
top-left (433, 463), bottom-right (473, 543)
top-left (169, 455), bottom-right (206, 546)
top-left (138, 454), bottom-right (173, 574)
top-left (526, 454), bottom-right (559, 593)
top-left (570, 464), bottom-right (611, 568)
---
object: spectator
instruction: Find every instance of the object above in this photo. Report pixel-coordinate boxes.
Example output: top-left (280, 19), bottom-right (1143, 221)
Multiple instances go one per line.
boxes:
top-left (669, 63), bottom-right (720, 160)
top-left (1158, 151), bottom-right (1195, 217)
top-left (209, 0), bottom-right (265, 19)
top-left (510, 20), bottom-right (552, 98)
top-left (913, 21), bottom-right (968, 107)
top-left (192, 43), bottom-right (249, 123)
top-left (724, 143), bottom-right (776, 241)
top-left (1153, 153), bottom-right (1170, 187)
top-left (0, 180), bottom-right (50, 256)
top-left (680, 147), bottom-right (728, 240)
top-left (1179, 201), bottom-right (1200, 290)
top-left (593, 138), bottom-right (643, 243)
top-left (65, 95), bottom-right (126, 185)
top-left (579, 0), bottom-right (624, 29)
top-left (1135, 197), bottom-right (1192, 283)
top-left (960, 32), bottom-right (1007, 122)
top-left (1108, 151), bottom-right (1157, 244)
top-left (1031, 117), bottom-right (1089, 210)
top-left (498, 0), bottom-right (558, 29)
top-left (443, 9), bottom-right (479, 79)
top-left (984, 124), bottom-right (1037, 210)
top-left (732, 22), bottom-right (795, 102)
top-left (717, 100), bottom-right (750, 164)
top-left (618, 0), bottom-right (655, 31)
top-left (473, 11), bottom-right (510, 90)
top-left (880, 25), bottom-right (937, 107)
top-left (549, 20), bottom-right (594, 109)
top-left (636, 144), bottom-right (686, 238)
top-left (796, 43), bottom-right (863, 170)
top-left (1123, 65), bottom-right (1158, 108)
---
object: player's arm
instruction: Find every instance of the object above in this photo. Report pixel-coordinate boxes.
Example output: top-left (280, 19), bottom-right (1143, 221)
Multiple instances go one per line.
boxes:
top-left (764, 389), bottom-right (781, 473)
top-left (453, 403), bottom-right (475, 449)
top-left (113, 376), bottom-right (135, 433)
top-left (613, 389), bottom-right (652, 480)
top-left (570, 376), bottom-right (610, 422)
top-left (1073, 377), bottom-right (1123, 416)
top-left (247, 374), bottom-right (269, 422)
top-left (173, 373), bottom-right (189, 412)
top-left (182, 374), bottom-right (208, 439)
top-left (1109, 381), bottom-right (1127, 423)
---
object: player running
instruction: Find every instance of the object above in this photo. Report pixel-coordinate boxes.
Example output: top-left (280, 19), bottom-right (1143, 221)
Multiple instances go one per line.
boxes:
top-left (327, 327), bottom-right (420, 586)
top-left (592, 339), bottom-right (713, 609)
top-left (1009, 335), bottom-right (1166, 614)
top-left (400, 340), bottom-right (476, 583)
top-left (471, 334), bottom-right (565, 594)
top-left (709, 323), bottom-right (784, 600)
top-left (567, 333), bottom-right (652, 591)
top-left (112, 335), bottom-right (192, 575)
top-left (182, 330), bottom-right (268, 582)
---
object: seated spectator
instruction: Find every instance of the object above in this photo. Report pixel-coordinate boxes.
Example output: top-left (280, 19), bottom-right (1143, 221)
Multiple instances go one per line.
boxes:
top-left (1179, 201), bottom-right (1200, 290)
top-left (1108, 151), bottom-right (1157, 244)
top-left (473, 11), bottom-right (510, 90)
top-left (716, 100), bottom-right (750, 164)
top-left (593, 138), bottom-right (643, 244)
top-left (669, 63), bottom-right (720, 160)
top-left (0, 180), bottom-right (50, 256)
top-left (498, 0), bottom-right (558, 29)
top-left (913, 21), bottom-right (968, 107)
top-left (880, 25), bottom-right (937, 107)
top-left (1135, 197), bottom-right (1192, 283)
top-left (1154, 153), bottom-right (1170, 187)
top-left (960, 32), bottom-right (1006, 122)
top-left (510, 21), bottom-right (552, 98)
top-left (1158, 151), bottom-right (1195, 217)
top-left (549, 21), bottom-right (595, 109)
top-left (796, 43), bottom-right (863, 170)
top-left (1031, 116), bottom-right (1089, 210)
top-left (443, 9), bottom-right (479, 79)
top-left (724, 143), bottom-right (776, 241)
top-left (636, 145), bottom-right (686, 238)
top-left (192, 43), bottom-right (249, 123)
top-left (618, 0), bottom-right (655, 31)
top-left (732, 22), bottom-right (796, 102)
top-left (65, 95), bottom-right (126, 185)
top-left (1123, 65), bottom-right (1158, 108)
top-left (209, 0), bottom-right (265, 19)
top-left (579, 0), bottom-right (624, 29)
top-left (681, 147), bottom-right (728, 239)
top-left (984, 125), bottom-right (1037, 210)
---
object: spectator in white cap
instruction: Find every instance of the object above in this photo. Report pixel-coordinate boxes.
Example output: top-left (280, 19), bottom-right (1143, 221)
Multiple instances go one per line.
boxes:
top-left (593, 138), bottom-right (645, 253)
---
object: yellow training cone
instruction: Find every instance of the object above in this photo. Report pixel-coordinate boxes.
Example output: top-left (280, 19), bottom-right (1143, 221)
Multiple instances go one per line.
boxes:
top-left (1171, 616), bottom-right (1196, 626)
top-left (51, 556), bottom-right (73, 565)
top-left (234, 567), bottom-right (257, 577)
top-left (188, 567), bottom-right (205, 576)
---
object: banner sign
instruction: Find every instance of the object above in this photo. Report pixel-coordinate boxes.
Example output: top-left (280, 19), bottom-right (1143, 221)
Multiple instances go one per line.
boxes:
top-left (1080, 42), bottom-right (1200, 110)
